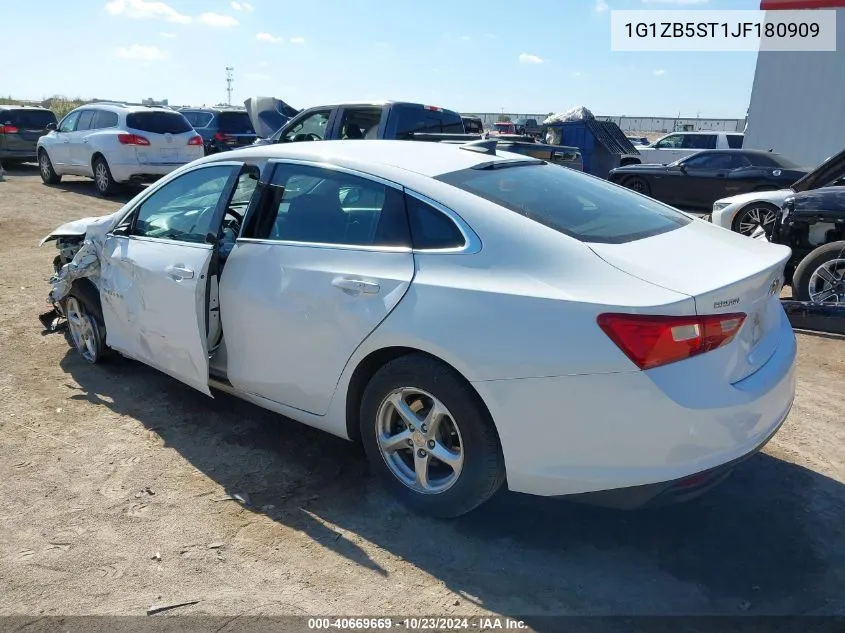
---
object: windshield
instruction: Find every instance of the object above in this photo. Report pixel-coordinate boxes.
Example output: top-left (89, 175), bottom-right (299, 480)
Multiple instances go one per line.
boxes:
top-left (436, 163), bottom-right (691, 244)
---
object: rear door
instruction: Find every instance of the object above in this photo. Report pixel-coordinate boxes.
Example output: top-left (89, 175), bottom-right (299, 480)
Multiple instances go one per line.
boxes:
top-left (99, 162), bottom-right (245, 395)
top-left (220, 159), bottom-right (415, 415)
top-left (2, 109), bottom-right (57, 157)
top-left (677, 152), bottom-right (737, 208)
top-left (125, 110), bottom-right (196, 166)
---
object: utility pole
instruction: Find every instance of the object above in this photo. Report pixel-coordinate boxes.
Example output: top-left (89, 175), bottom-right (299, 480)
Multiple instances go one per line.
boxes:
top-left (225, 67), bottom-right (234, 106)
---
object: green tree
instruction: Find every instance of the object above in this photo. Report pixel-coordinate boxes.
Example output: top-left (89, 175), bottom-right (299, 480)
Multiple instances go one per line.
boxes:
top-left (497, 114), bottom-right (511, 122)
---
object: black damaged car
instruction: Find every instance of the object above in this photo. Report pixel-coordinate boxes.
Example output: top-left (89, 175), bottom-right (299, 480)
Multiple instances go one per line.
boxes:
top-left (770, 185), bottom-right (845, 304)
top-left (608, 149), bottom-right (808, 211)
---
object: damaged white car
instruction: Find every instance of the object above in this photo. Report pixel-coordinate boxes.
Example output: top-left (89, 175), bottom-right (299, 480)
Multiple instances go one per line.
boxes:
top-left (42, 140), bottom-right (796, 517)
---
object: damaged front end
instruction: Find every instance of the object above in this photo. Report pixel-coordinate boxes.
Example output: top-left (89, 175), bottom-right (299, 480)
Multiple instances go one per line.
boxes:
top-left (40, 212), bottom-right (121, 318)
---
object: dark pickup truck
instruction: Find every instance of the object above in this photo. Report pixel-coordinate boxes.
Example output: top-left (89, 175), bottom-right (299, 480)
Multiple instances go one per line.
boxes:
top-left (514, 118), bottom-right (543, 138)
top-left (248, 100), bottom-right (582, 170)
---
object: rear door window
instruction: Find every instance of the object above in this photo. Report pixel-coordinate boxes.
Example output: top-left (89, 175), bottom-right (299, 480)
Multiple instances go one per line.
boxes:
top-left (436, 162), bottom-right (691, 244)
top-left (406, 195), bottom-right (466, 249)
top-left (76, 110), bottom-right (95, 131)
top-left (392, 107), bottom-right (464, 138)
top-left (127, 111), bottom-right (192, 134)
top-left (217, 111), bottom-right (255, 134)
top-left (681, 134), bottom-right (717, 149)
top-left (338, 107), bottom-right (383, 139)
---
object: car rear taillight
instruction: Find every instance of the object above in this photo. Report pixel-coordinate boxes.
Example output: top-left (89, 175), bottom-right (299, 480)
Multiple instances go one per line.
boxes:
top-left (597, 312), bottom-right (746, 370)
top-left (117, 133), bottom-right (151, 146)
top-left (423, 105), bottom-right (443, 112)
top-left (213, 132), bottom-right (234, 141)
top-left (0, 125), bottom-right (19, 134)
top-left (188, 135), bottom-right (204, 146)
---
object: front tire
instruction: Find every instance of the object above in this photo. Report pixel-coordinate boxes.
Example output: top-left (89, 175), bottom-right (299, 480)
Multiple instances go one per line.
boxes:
top-left (731, 202), bottom-right (779, 237)
top-left (92, 156), bottom-right (118, 197)
top-left (792, 241), bottom-right (845, 304)
top-left (359, 354), bottom-right (505, 518)
top-left (38, 150), bottom-right (61, 185)
top-left (63, 293), bottom-right (108, 364)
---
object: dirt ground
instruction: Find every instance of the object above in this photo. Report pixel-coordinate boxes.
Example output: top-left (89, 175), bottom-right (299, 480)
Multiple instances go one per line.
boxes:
top-left (0, 164), bottom-right (843, 621)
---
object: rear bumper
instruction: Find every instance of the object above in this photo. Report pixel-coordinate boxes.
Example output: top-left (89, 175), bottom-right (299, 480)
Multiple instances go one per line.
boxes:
top-left (0, 148), bottom-right (37, 161)
top-left (109, 161), bottom-right (190, 183)
top-left (472, 308), bottom-right (797, 499)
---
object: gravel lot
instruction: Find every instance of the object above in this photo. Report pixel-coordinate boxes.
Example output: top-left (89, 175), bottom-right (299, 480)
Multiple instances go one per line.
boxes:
top-left (0, 164), bottom-right (843, 620)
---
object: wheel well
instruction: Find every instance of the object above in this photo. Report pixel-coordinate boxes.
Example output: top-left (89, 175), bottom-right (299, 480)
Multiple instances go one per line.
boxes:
top-left (620, 158), bottom-right (640, 166)
top-left (344, 347), bottom-right (497, 446)
top-left (91, 152), bottom-right (106, 170)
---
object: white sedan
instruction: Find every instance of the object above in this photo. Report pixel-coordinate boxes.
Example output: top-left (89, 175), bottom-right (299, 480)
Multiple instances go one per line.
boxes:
top-left (42, 140), bottom-right (797, 517)
top-left (709, 148), bottom-right (845, 237)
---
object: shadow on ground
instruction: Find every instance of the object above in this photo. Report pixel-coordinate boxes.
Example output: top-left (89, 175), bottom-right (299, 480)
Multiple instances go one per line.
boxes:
top-left (58, 350), bottom-right (845, 621)
top-left (1, 162), bottom-right (139, 203)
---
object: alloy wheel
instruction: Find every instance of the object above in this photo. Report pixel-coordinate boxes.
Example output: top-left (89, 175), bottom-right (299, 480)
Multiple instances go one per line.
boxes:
top-left (737, 206), bottom-right (777, 237)
top-left (65, 297), bottom-right (99, 363)
top-left (375, 387), bottom-right (464, 494)
top-left (94, 163), bottom-right (109, 193)
top-left (40, 154), bottom-right (51, 179)
top-left (808, 258), bottom-right (845, 304)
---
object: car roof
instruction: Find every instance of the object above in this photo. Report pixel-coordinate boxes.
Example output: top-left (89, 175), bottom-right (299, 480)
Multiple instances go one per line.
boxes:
top-left (203, 139), bottom-right (528, 179)
top-left (693, 149), bottom-right (784, 156)
top-left (0, 105), bottom-right (50, 110)
top-left (180, 107), bottom-right (248, 113)
top-left (72, 103), bottom-right (177, 114)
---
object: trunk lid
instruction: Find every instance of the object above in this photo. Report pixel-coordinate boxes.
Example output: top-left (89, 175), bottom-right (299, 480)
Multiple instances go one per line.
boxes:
top-left (2, 108), bottom-right (56, 152)
top-left (126, 110), bottom-right (197, 165)
top-left (589, 221), bottom-right (791, 383)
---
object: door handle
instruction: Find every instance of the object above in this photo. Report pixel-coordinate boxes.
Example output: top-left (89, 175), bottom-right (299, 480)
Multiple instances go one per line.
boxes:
top-left (331, 277), bottom-right (380, 295)
top-left (165, 264), bottom-right (195, 280)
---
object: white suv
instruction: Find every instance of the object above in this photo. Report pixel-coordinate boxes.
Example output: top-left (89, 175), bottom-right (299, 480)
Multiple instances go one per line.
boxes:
top-left (623, 131), bottom-right (744, 165)
top-left (37, 103), bottom-right (204, 196)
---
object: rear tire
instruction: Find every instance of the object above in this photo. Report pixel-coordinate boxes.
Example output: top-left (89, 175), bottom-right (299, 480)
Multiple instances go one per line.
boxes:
top-left (625, 176), bottom-right (651, 196)
top-left (359, 354), bottom-right (505, 518)
top-left (92, 156), bottom-right (118, 197)
top-left (792, 241), bottom-right (845, 305)
top-left (38, 150), bottom-right (61, 185)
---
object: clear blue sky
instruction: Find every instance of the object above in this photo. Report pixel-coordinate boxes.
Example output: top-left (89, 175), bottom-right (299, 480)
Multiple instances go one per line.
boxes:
top-left (6, 0), bottom-right (761, 117)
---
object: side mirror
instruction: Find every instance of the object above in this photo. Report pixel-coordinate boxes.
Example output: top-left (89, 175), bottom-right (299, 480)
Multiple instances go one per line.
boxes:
top-left (679, 164), bottom-right (688, 173)
top-left (46, 122), bottom-right (57, 132)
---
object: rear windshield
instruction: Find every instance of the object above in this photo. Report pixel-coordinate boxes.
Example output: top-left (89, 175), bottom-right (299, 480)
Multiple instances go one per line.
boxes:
top-left (436, 163), bottom-right (691, 244)
top-left (218, 111), bottom-right (255, 134)
top-left (393, 107), bottom-right (464, 138)
top-left (3, 109), bottom-right (57, 128)
top-left (126, 111), bottom-right (192, 134)
top-left (727, 134), bottom-right (743, 149)
top-left (751, 153), bottom-right (802, 169)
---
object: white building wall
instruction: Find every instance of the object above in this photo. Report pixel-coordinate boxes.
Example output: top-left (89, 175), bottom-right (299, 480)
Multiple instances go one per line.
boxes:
top-left (744, 8), bottom-right (845, 166)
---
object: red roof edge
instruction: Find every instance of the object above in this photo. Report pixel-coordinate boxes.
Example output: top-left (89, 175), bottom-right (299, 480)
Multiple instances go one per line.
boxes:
top-left (761, 0), bottom-right (845, 8)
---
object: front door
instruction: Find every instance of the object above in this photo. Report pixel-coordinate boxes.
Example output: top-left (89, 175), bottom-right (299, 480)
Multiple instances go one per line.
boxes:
top-left (220, 160), bottom-right (415, 415)
top-left (99, 162), bottom-right (245, 395)
top-left (50, 110), bottom-right (82, 167)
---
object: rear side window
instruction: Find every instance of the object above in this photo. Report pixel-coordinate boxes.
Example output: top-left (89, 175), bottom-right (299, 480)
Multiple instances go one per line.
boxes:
top-left (3, 109), bottom-right (57, 128)
top-left (93, 110), bottom-right (118, 129)
top-left (406, 195), bottom-right (465, 249)
top-left (127, 111), bottom-right (192, 134)
top-left (727, 134), bottom-right (743, 149)
top-left (217, 111), bottom-right (255, 134)
top-left (436, 163), bottom-right (691, 244)
top-left (393, 107), bottom-right (464, 138)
